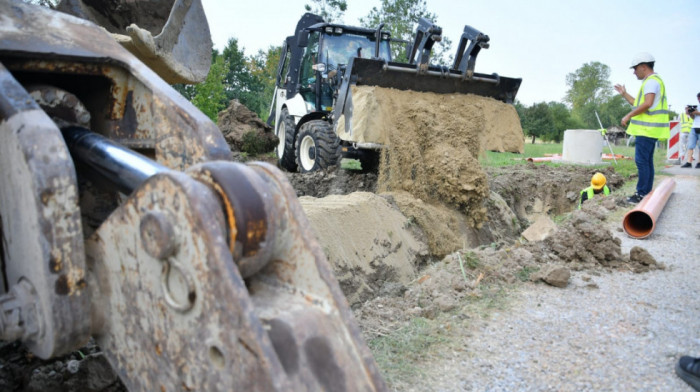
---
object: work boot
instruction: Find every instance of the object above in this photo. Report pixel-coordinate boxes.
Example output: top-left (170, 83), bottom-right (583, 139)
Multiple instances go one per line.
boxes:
top-left (676, 356), bottom-right (700, 391)
top-left (626, 193), bottom-right (643, 204)
top-left (681, 162), bottom-right (692, 168)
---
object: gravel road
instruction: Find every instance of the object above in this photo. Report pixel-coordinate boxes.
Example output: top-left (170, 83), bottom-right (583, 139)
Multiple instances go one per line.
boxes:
top-left (411, 169), bottom-right (700, 391)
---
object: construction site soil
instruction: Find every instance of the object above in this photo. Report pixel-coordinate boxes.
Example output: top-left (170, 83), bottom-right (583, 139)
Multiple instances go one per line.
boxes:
top-left (0, 161), bottom-right (645, 391)
top-left (0, 90), bottom-right (667, 390)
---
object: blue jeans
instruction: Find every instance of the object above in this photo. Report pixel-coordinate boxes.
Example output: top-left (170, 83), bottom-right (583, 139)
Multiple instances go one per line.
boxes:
top-left (635, 135), bottom-right (656, 196)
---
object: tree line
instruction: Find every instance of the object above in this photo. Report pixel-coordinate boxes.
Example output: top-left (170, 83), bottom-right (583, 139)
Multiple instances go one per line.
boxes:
top-left (181, 0), bottom-right (679, 141)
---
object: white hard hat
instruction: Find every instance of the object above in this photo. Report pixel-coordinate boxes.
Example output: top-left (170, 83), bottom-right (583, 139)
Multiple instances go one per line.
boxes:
top-left (630, 52), bottom-right (655, 68)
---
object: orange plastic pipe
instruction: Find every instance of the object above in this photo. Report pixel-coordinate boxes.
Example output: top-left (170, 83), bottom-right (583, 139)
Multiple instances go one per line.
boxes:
top-left (622, 178), bottom-right (676, 238)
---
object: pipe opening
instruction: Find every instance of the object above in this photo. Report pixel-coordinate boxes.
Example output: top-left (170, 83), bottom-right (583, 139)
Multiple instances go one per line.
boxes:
top-left (622, 210), bottom-right (654, 238)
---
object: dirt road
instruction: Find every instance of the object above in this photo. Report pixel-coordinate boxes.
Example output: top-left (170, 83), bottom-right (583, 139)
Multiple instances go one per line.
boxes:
top-left (408, 170), bottom-right (700, 391)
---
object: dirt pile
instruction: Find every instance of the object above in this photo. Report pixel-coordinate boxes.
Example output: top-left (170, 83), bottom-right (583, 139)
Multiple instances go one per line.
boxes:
top-left (299, 192), bottom-right (428, 306)
top-left (382, 191), bottom-right (522, 259)
top-left (354, 193), bottom-right (664, 342)
top-left (217, 99), bottom-right (277, 154)
top-left (339, 86), bottom-right (523, 228)
top-left (286, 166), bottom-right (378, 197)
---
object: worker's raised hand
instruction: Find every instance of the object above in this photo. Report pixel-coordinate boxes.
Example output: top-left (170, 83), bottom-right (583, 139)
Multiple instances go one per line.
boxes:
top-left (621, 114), bottom-right (631, 127)
top-left (614, 84), bottom-right (626, 95)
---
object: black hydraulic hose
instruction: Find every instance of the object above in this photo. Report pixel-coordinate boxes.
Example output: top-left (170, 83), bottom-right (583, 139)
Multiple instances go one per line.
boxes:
top-left (374, 23), bottom-right (385, 59)
top-left (61, 126), bottom-right (168, 195)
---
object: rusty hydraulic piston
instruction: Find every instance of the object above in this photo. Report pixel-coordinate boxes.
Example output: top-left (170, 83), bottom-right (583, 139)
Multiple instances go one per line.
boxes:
top-left (84, 160), bottom-right (386, 391)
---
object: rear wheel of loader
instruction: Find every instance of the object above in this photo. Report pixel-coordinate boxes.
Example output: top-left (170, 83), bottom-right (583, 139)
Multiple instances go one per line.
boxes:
top-left (277, 108), bottom-right (298, 172)
top-left (295, 120), bottom-right (340, 173)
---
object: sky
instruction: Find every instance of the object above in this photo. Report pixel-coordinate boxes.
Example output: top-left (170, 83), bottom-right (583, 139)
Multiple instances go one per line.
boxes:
top-left (202, 0), bottom-right (699, 121)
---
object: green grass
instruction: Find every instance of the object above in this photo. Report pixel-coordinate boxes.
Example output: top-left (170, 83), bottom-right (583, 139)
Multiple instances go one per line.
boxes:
top-left (368, 317), bottom-right (448, 387)
top-left (515, 266), bottom-right (539, 282)
top-left (480, 141), bottom-right (668, 180)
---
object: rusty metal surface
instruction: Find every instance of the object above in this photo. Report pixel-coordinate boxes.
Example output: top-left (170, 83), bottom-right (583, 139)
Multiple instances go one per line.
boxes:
top-left (84, 161), bottom-right (385, 390)
top-left (57, 0), bottom-right (213, 84)
top-left (85, 171), bottom-right (289, 391)
top-left (0, 63), bottom-right (90, 358)
top-left (27, 84), bottom-right (91, 128)
top-left (246, 162), bottom-right (387, 391)
top-left (0, 1), bottom-right (230, 170)
top-left (187, 162), bottom-right (275, 278)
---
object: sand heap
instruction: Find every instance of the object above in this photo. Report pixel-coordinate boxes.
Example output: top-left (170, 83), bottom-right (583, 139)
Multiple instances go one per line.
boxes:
top-left (338, 86), bottom-right (523, 227)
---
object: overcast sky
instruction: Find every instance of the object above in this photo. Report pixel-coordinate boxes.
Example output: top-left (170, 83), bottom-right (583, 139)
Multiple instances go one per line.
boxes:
top-left (202, 0), bottom-right (699, 121)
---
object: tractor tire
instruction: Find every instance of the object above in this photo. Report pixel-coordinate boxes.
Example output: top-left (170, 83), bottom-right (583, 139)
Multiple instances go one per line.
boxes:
top-left (276, 108), bottom-right (298, 172)
top-left (295, 120), bottom-right (340, 173)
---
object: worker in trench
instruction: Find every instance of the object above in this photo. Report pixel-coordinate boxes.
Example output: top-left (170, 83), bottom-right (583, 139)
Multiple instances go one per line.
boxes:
top-left (614, 52), bottom-right (670, 204)
top-left (577, 172), bottom-right (610, 209)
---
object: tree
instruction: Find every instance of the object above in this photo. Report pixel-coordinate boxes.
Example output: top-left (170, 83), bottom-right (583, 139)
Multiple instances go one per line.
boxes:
top-left (564, 62), bottom-right (613, 127)
top-left (245, 46), bottom-right (282, 121)
top-left (520, 102), bottom-right (555, 144)
top-left (597, 95), bottom-right (630, 128)
top-left (360, 0), bottom-right (452, 65)
top-left (191, 54), bottom-right (227, 121)
top-left (220, 38), bottom-right (268, 114)
top-left (548, 101), bottom-right (583, 142)
top-left (304, 0), bottom-right (347, 23)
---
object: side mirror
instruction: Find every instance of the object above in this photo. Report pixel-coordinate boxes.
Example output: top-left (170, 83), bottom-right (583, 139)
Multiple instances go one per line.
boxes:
top-left (297, 32), bottom-right (309, 47)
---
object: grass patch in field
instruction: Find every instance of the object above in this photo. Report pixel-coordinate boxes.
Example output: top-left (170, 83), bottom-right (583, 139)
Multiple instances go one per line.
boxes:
top-left (480, 142), bottom-right (668, 181)
top-left (368, 317), bottom-right (448, 387)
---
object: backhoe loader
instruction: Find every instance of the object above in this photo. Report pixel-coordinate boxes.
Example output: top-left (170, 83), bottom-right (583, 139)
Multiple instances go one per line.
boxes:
top-left (0, 1), bottom-right (385, 390)
top-left (269, 13), bottom-right (522, 173)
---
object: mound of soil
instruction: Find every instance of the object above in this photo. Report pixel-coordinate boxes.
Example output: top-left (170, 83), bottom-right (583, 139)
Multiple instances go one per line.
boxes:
top-left (286, 166), bottom-right (378, 197)
top-left (355, 193), bottom-right (664, 342)
top-left (340, 86), bottom-right (523, 228)
top-left (217, 99), bottom-right (277, 154)
top-left (299, 192), bottom-right (428, 306)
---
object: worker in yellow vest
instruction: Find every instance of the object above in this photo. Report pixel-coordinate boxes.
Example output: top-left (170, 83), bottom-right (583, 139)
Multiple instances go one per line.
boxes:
top-left (679, 109), bottom-right (693, 165)
top-left (578, 173), bottom-right (610, 209)
top-left (614, 52), bottom-right (669, 204)
top-left (681, 93), bottom-right (700, 168)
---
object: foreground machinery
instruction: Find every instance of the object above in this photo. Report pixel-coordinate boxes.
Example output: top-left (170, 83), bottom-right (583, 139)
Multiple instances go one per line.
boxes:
top-left (270, 13), bottom-right (522, 172)
top-left (0, 1), bottom-right (385, 390)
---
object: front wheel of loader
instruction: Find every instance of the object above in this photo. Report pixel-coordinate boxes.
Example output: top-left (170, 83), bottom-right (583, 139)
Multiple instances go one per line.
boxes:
top-left (277, 108), bottom-right (298, 172)
top-left (295, 120), bottom-right (340, 173)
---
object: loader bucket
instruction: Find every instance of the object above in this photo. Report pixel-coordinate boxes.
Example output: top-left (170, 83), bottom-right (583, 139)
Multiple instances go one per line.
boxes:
top-left (57, 0), bottom-right (212, 84)
top-left (344, 57), bottom-right (521, 103)
top-left (333, 56), bottom-right (522, 145)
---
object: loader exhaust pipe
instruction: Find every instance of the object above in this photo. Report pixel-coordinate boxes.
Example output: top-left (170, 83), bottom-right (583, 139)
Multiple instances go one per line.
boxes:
top-left (622, 178), bottom-right (676, 239)
top-left (61, 126), bottom-right (168, 195)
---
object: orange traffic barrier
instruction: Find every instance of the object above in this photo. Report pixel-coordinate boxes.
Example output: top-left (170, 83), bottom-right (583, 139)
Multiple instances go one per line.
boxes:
top-left (622, 178), bottom-right (676, 239)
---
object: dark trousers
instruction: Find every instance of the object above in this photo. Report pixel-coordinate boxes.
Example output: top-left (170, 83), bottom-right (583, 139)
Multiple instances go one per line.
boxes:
top-left (635, 135), bottom-right (656, 196)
